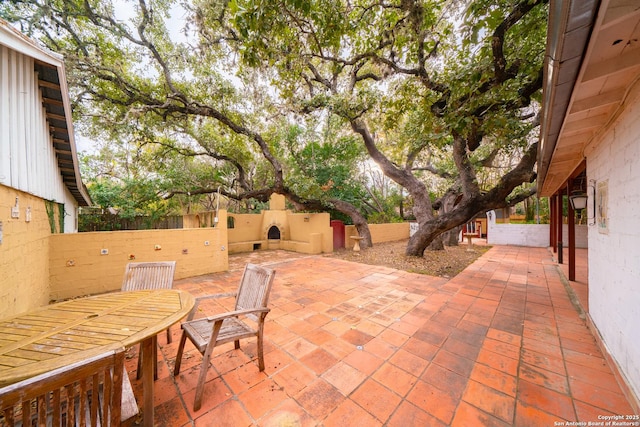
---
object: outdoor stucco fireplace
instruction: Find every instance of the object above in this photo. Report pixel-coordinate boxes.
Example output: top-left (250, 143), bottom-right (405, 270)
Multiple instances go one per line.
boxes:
top-left (267, 225), bottom-right (281, 240)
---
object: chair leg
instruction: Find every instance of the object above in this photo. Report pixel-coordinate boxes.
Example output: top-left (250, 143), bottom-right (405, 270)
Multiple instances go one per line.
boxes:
top-left (257, 332), bottom-right (265, 372)
top-left (166, 327), bottom-right (172, 344)
top-left (193, 352), bottom-right (210, 412)
top-left (234, 340), bottom-right (240, 350)
top-left (173, 331), bottom-right (188, 375)
top-left (193, 321), bottom-right (223, 412)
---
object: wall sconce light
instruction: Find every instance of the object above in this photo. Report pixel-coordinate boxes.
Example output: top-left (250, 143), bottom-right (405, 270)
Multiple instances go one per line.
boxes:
top-left (570, 179), bottom-right (596, 226)
top-left (303, 215), bottom-right (310, 222)
top-left (569, 192), bottom-right (587, 211)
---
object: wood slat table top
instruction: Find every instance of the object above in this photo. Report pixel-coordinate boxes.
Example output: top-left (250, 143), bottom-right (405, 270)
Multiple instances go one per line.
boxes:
top-left (0, 289), bottom-right (194, 386)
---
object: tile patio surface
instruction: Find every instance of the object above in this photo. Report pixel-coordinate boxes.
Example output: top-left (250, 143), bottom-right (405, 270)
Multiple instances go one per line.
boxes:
top-left (124, 245), bottom-right (636, 426)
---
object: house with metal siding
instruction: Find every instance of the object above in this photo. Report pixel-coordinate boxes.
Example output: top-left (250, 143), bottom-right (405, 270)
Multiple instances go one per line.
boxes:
top-left (0, 19), bottom-right (90, 316)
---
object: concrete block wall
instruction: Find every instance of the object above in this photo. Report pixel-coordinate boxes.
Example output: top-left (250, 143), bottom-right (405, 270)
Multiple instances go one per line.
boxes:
top-left (0, 186), bottom-right (51, 317)
top-left (486, 211), bottom-right (549, 247)
top-left (486, 211), bottom-right (587, 248)
top-left (586, 84), bottom-right (640, 402)
top-left (49, 227), bottom-right (228, 301)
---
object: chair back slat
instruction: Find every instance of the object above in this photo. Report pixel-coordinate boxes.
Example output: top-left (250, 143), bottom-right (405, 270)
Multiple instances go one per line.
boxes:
top-left (0, 349), bottom-right (125, 427)
top-left (122, 261), bottom-right (176, 291)
top-left (235, 264), bottom-right (276, 321)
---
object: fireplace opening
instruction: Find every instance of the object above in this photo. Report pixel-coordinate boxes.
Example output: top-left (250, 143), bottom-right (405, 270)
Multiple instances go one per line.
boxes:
top-left (267, 225), bottom-right (281, 240)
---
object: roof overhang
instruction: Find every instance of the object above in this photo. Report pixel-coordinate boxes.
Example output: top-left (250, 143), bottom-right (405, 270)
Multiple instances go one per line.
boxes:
top-left (0, 20), bottom-right (91, 206)
top-left (538, 0), bottom-right (640, 197)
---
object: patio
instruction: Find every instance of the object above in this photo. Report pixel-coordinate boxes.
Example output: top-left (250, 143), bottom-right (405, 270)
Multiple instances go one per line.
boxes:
top-left (123, 245), bottom-right (635, 426)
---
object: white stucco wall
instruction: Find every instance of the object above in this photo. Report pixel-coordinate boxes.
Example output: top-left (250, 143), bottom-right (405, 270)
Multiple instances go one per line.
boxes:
top-left (587, 86), bottom-right (640, 401)
top-left (485, 211), bottom-right (587, 248)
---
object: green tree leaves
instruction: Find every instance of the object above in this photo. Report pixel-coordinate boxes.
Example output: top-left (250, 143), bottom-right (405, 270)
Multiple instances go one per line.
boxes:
top-left (2, 0), bottom-right (548, 254)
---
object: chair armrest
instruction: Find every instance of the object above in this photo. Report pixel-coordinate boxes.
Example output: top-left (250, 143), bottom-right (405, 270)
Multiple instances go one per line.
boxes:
top-left (204, 307), bottom-right (270, 323)
top-left (187, 292), bottom-right (238, 320)
top-left (195, 292), bottom-right (237, 302)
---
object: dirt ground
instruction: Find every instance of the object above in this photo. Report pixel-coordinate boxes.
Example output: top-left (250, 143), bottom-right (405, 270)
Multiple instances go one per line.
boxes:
top-left (327, 239), bottom-right (490, 278)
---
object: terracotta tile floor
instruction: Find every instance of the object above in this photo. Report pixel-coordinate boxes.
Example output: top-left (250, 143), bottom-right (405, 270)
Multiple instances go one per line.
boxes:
top-left (123, 246), bottom-right (636, 426)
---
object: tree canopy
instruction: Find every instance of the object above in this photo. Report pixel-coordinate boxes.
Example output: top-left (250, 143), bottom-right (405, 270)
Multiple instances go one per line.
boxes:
top-left (1, 0), bottom-right (548, 255)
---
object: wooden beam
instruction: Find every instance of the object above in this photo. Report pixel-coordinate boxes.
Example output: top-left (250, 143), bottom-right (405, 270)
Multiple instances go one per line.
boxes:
top-left (556, 193), bottom-right (563, 264)
top-left (602, 4), bottom-right (640, 29)
top-left (49, 126), bottom-right (69, 134)
top-left (570, 88), bottom-right (625, 114)
top-left (46, 112), bottom-right (67, 121)
top-left (42, 97), bottom-right (64, 106)
top-left (569, 160), bottom-right (587, 180)
top-left (38, 79), bottom-right (61, 90)
top-left (582, 48), bottom-right (640, 82)
top-left (563, 114), bottom-right (609, 133)
top-left (33, 59), bottom-right (57, 69)
top-left (550, 196), bottom-right (556, 251)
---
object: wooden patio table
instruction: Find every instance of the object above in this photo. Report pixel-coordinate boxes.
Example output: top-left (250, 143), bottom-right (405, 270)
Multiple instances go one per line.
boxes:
top-left (0, 289), bottom-right (195, 427)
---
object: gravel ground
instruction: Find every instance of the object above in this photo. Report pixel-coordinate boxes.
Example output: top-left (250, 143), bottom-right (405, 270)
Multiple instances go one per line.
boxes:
top-left (327, 239), bottom-right (490, 278)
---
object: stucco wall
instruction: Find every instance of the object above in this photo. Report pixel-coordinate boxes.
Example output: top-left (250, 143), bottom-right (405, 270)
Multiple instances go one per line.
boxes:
top-left (183, 211), bottom-right (223, 228)
top-left (586, 85), bottom-right (640, 401)
top-left (345, 222), bottom-right (410, 247)
top-left (49, 227), bottom-right (228, 301)
top-left (227, 214), bottom-right (264, 243)
top-left (486, 210), bottom-right (587, 248)
top-left (227, 210), bottom-right (332, 254)
top-left (0, 186), bottom-right (51, 317)
top-left (287, 212), bottom-right (333, 253)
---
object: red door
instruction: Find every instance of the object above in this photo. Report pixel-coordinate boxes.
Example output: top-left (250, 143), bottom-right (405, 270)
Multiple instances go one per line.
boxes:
top-left (330, 220), bottom-right (345, 250)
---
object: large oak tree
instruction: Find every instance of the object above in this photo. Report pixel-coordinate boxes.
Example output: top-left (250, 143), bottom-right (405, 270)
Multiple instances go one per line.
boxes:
top-left (2, 0), bottom-right (547, 256)
top-left (207, 0), bottom-right (547, 255)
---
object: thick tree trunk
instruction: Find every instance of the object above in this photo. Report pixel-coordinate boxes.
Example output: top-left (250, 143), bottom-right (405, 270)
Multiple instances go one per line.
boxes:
top-left (437, 188), bottom-right (461, 247)
top-left (428, 237), bottom-right (445, 250)
top-left (444, 225), bottom-right (462, 246)
top-left (331, 199), bottom-right (372, 248)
